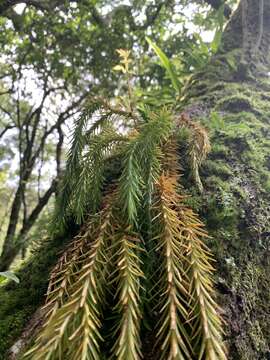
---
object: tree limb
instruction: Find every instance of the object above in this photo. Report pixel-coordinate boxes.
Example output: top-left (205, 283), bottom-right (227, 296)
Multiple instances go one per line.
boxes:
top-left (0, 125), bottom-right (15, 139)
top-left (0, 178), bottom-right (57, 271)
top-left (0, 0), bottom-right (168, 32)
top-left (19, 178), bottom-right (57, 238)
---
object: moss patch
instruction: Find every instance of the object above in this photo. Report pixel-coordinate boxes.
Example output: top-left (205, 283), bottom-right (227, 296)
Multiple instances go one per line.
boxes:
top-left (182, 63), bottom-right (270, 359)
top-left (0, 231), bottom-right (74, 359)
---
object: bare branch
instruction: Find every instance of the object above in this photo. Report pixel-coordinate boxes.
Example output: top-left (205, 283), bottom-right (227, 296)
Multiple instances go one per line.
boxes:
top-left (0, 125), bottom-right (15, 139)
top-left (0, 105), bottom-right (14, 121)
top-left (56, 125), bottom-right (64, 178)
top-left (19, 178), bottom-right (57, 238)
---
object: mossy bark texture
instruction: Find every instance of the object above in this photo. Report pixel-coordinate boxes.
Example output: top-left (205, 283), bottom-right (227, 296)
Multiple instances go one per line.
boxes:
top-left (0, 230), bottom-right (76, 360)
top-left (182, 1), bottom-right (270, 358)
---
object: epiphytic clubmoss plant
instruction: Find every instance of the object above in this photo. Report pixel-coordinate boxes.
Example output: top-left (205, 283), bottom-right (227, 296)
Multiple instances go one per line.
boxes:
top-left (23, 50), bottom-right (226, 360)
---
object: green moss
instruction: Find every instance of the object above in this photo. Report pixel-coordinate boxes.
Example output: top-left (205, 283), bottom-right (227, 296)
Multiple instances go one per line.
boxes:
top-left (263, 177), bottom-right (270, 192)
top-left (211, 143), bottom-right (230, 158)
top-left (216, 95), bottom-right (254, 113)
top-left (203, 160), bottom-right (233, 179)
top-left (0, 309), bottom-right (31, 357)
top-left (230, 184), bottom-right (248, 201)
top-left (206, 198), bottom-right (239, 230)
top-left (0, 231), bottom-right (74, 359)
top-left (180, 45), bottom-right (270, 360)
top-left (230, 261), bottom-right (270, 359)
top-left (222, 111), bottom-right (258, 125)
top-left (182, 187), bottom-right (203, 212)
top-left (204, 174), bottom-right (229, 190)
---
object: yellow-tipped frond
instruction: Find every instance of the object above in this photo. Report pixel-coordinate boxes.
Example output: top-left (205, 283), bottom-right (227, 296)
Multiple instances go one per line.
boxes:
top-left (111, 228), bottom-right (144, 360)
top-left (24, 197), bottom-right (115, 360)
top-left (177, 113), bottom-right (211, 192)
top-left (177, 206), bottom-right (227, 360)
top-left (154, 174), bottom-right (193, 360)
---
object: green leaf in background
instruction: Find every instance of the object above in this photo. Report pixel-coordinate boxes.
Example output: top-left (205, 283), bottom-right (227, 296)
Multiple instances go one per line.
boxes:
top-left (146, 36), bottom-right (182, 93)
top-left (211, 4), bottom-right (225, 53)
top-left (0, 271), bottom-right (20, 283)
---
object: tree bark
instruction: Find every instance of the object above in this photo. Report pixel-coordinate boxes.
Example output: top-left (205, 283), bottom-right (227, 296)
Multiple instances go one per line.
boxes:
top-left (181, 0), bottom-right (270, 358)
top-left (0, 179), bottom-right (57, 271)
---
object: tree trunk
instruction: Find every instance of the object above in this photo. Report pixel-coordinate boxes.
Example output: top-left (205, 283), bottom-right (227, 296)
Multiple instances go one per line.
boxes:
top-left (181, 0), bottom-right (270, 358)
top-left (0, 179), bottom-right (57, 272)
top-left (0, 0), bottom-right (270, 359)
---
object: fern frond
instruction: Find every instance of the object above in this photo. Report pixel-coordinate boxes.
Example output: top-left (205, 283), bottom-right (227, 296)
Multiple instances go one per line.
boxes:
top-left (52, 101), bottom-right (105, 230)
top-left (153, 137), bottom-right (226, 360)
top-left (71, 127), bottom-right (126, 223)
top-left (24, 198), bottom-right (115, 360)
top-left (139, 108), bottom-right (173, 203)
top-left (111, 229), bottom-right (144, 360)
top-left (53, 96), bottom-right (139, 230)
top-left (68, 101), bottom-right (105, 171)
top-left (177, 113), bottom-right (210, 192)
top-left (178, 206), bottom-right (227, 360)
top-left (84, 97), bottom-right (138, 136)
top-left (118, 107), bottom-right (173, 225)
top-left (154, 174), bottom-right (193, 360)
top-left (44, 232), bottom-right (88, 322)
top-left (118, 134), bottom-right (144, 225)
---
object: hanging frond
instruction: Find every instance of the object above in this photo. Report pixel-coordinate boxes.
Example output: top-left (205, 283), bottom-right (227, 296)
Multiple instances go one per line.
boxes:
top-left (118, 107), bottom-right (173, 225)
top-left (118, 132), bottom-right (145, 226)
top-left (111, 228), bottom-right (144, 360)
top-left (44, 231), bottom-right (89, 322)
top-left (139, 108), bottom-right (174, 192)
top-left (177, 113), bottom-right (211, 192)
top-left (68, 99), bottom-right (106, 172)
top-left (178, 206), bottom-right (227, 360)
top-left (71, 127), bottom-right (126, 223)
top-left (52, 101), bottom-right (105, 230)
top-left (153, 174), bottom-right (193, 360)
top-left (24, 195), bottom-right (115, 360)
top-left (152, 137), bottom-right (226, 360)
top-left (53, 101), bottom-right (129, 229)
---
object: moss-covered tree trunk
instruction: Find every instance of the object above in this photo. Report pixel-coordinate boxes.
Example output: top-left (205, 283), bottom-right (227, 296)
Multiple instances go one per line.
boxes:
top-left (1, 0), bottom-right (270, 359)
top-left (182, 0), bottom-right (270, 358)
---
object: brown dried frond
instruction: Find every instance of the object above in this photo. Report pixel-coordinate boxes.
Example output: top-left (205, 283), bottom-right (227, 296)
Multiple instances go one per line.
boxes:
top-left (177, 112), bottom-right (211, 192)
top-left (161, 137), bottom-right (181, 178)
top-left (177, 204), bottom-right (227, 360)
top-left (154, 134), bottom-right (226, 359)
top-left (154, 173), bottom-right (193, 360)
top-left (44, 232), bottom-right (88, 321)
top-left (44, 188), bottom-right (117, 322)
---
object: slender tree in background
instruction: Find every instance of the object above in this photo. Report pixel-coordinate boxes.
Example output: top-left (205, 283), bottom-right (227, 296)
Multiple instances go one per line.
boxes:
top-left (0, 0), bottom-right (270, 359)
